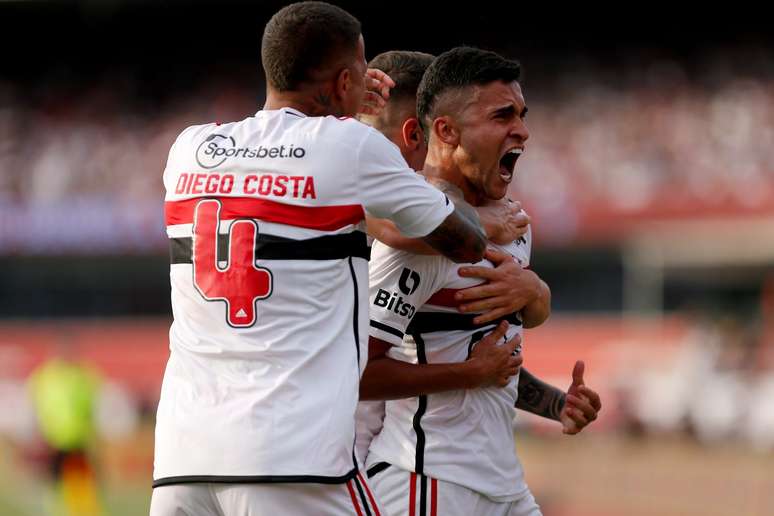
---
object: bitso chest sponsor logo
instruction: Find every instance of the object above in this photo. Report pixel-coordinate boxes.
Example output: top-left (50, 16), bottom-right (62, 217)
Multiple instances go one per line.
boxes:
top-left (374, 268), bottom-right (421, 319)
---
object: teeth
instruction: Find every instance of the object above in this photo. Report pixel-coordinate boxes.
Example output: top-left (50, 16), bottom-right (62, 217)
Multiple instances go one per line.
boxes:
top-left (508, 148), bottom-right (523, 155)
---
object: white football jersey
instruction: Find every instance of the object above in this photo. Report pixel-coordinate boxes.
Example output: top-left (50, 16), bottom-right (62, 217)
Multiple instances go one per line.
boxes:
top-left (153, 107), bottom-right (453, 487)
top-left (363, 227), bottom-right (532, 502)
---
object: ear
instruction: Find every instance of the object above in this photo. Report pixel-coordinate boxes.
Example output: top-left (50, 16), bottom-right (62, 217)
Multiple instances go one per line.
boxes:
top-left (334, 67), bottom-right (351, 101)
top-left (401, 117), bottom-right (425, 151)
top-left (432, 115), bottom-right (459, 147)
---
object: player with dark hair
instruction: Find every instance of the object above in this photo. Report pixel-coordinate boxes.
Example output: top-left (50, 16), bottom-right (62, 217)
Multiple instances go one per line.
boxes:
top-left (150, 3), bottom-right (486, 514)
top-left (361, 47), bottom-right (601, 516)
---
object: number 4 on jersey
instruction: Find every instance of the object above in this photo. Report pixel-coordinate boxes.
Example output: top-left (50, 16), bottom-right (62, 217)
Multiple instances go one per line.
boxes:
top-left (192, 199), bottom-right (273, 327)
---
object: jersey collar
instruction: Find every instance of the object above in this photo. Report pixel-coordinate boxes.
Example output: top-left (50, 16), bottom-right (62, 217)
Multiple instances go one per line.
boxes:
top-left (255, 107), bottom-right (309, 118)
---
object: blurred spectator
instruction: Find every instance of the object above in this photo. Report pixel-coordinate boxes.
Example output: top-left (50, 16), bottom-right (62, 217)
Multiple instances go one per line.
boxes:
top-left (28, 351), bottom-right (102, 516)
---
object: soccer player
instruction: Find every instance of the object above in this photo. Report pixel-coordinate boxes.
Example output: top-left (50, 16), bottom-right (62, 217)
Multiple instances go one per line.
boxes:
top-left (355, 50), bottom-right (530, 464)
top-left (360, 52), bottom-right (531, 255)
top-left (361, 47), bottom-right (601, 516)
top-left (356, 50), bottom-right (599, 469)
top-left (150, 3), bottom-right (487, 514)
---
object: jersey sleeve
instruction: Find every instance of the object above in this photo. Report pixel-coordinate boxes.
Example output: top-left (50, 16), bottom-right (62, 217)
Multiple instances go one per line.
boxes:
top-left (357, 129), bottom-right (454, 238)
top-left (368, 243), bottom-right (448, 346)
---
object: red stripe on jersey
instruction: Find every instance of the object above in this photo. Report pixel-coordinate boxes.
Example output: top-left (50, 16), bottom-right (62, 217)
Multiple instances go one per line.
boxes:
top-left (357, 471), bottom-right (381, 516)
top-left (347, 480), bottom-right (364, 516)
top-left (426, 288), bottom-right (463, 308)
top-left (409, 472), bottom-right (417, 516)
top-left (165, 197), bottom-right (364, 231)
top-left (430, 478), bottom-right (438, 516)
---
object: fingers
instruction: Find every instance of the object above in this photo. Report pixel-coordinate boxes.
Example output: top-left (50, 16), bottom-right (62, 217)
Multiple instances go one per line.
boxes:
top-left (457, 265), bottom-right (499, 282)
top-left (566, 394), bottom-right (598, 423)
top-left (562, 407), bottom-right (588, 433)
top-left (571, 360), bottom-right (585, 387)
top-left (578, 385), bottom-right (602, 412)
top-left (456, 283), bottom-right (503, 305)
top-left (503, 333), bottom-right (521, 355)
top-left (483, 247), bottom-right (512, 265)
top-left (366, 68), bottom-right (395, 93)
top-left (480, 320), bottom-right (509, 345)
top-left (562, 424), bottom-right (581, 435)
top-left (359, 91), bottom-right (387, 116)
top-left (512, 211), bottom-right (531, 229)
top-left (517, 211), bottom-right (531, 224)
top-left (460, 295), bottom-right (512, 315)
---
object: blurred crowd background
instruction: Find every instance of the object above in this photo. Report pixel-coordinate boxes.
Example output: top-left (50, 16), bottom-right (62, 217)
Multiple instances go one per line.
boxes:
top-left (0, 1), bottom-right (772, 515)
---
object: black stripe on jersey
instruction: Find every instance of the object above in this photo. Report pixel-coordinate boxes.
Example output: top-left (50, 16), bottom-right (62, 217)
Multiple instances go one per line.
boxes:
top-left (406, 311), bottom-right (522, 334)
top-left (353, 475), bottom-right (373, 516)
top-left (348, 257), bottom-right (361, 368)
top-left (369, 320), bottom-right (404, 340)
top-left (348, 256), bottom-right (362, 474)
top-left (169, 230), bottom-right (371, 263)
top-left (419, 473), bottom-right (428, 516)
top-left (411, 333), bottom-right (429, 475)
top-left (152, 468), bottom-right (358, 488)
top-left (366, 461), bottom-right (390, 478)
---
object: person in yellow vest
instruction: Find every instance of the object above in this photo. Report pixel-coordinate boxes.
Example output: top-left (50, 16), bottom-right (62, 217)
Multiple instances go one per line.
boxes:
top-left (29, 355), bottom-right (102, 516)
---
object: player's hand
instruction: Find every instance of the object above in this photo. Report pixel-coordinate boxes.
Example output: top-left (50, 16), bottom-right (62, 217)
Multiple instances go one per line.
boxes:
top-left (359, 68), bottom-right (396, 116)
top-left (465, 321), bottom-right (523, 388)
top-left (456, 248), bottom-right (541, 324)
top-left (559, 361), bottom-right (602, 435)
top-left (477, 200), bottom-right (530, 245)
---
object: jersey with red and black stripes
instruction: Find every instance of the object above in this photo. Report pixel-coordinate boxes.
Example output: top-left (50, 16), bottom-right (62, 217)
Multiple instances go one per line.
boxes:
top-left (154, 107), bottom-right (453, 486)
top-left (360, 225), bottom-right (532, 501)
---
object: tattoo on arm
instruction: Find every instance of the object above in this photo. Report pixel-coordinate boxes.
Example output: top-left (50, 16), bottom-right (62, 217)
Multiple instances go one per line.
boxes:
top-left (422, 208), bottom-right (486, 264)
top-left (516, 368), bottom-right (566, 422)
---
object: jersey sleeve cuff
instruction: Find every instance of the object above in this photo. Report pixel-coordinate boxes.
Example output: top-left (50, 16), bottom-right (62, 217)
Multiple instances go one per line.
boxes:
top-left (368, 320), bottom-right (405, 346)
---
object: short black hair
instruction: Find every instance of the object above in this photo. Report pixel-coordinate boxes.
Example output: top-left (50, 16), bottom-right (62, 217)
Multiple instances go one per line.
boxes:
top-left (417, 47), bottom-right (521, 134)
top-left (261, 1), bottom-right (361, 91)
top-left (368, 51), bottom-right (435, 104)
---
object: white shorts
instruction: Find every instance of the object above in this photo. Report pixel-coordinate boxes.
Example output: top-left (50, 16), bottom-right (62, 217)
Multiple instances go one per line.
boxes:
top-left (150, 474), bottom-right (382, 516)
top-left (368, 463), bottom-right (541, 516)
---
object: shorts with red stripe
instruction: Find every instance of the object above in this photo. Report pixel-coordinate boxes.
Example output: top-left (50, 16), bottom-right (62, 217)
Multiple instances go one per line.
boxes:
top-left (150, 473), bottom-right (383, 516)
top-left (367, 463), bottom-right (541, 516)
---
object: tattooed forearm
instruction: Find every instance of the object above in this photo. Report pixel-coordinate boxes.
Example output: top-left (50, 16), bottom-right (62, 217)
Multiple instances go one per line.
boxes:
top-left (426, 179), bottom-right (482, 228)
top-left (422, 207), bottom-right (486, 264)
top-left (516, 368), bottom-right (566, 422)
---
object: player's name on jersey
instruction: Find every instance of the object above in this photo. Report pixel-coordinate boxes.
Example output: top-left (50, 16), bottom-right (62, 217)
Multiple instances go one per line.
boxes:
top-left (174, 172), bottom-right (317, 199)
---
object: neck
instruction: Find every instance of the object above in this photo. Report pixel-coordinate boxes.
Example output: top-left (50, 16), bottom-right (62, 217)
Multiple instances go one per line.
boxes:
top-left (264, 86), bottom-right (342, 117)
top-left (424, 148), bottom-right (483, 206)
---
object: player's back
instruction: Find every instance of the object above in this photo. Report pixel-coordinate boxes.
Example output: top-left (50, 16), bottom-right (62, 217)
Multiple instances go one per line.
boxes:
top-left (155, 108), bottom-right (452, 487)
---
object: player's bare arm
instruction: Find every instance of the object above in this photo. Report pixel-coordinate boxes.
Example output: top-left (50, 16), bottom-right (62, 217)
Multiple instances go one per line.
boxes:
top-left (360, 321), bottom-right (521, 400)
top-left (516, 361), bottom-right (602, 435)
top-left (421, 206), bottom-right (487, 264)
top-left (366, 185), bottom-right (526, 255)
top-left (455, 247), bottom-right (551, 326)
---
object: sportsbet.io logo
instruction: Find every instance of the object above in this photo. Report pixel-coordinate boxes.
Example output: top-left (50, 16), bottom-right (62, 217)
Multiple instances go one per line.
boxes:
top-left (195, 133), bottom-right (307, 169)
top-left (196, 134), bottom-right (235, 169)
